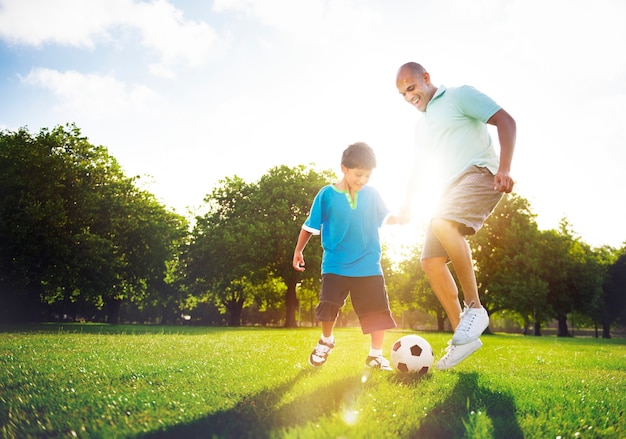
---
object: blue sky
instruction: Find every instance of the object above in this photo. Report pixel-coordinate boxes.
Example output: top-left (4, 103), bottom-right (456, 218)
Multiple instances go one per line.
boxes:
top-left (1, 0), bottom-right (625, 249)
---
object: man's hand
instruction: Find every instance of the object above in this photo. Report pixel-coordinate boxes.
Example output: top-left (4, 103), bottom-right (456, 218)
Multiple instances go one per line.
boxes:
top-left (494, 171), bottom-right (514, 193)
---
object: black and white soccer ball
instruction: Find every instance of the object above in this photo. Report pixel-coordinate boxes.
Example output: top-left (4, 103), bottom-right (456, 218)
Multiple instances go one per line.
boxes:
top-left (390, 334), bottom-right (434, 374)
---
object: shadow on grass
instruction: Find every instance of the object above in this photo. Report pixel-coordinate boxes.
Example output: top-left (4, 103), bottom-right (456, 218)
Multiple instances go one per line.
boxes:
top-left (135, 368), bottom-right (373, 439)
top-left (412, 372), bottom-right (524, 439)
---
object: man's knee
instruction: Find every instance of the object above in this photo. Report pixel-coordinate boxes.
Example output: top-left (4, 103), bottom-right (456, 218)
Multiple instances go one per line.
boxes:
top-left (432, 218), bottom-right (474, 237)
top-left (421, 256), bottom-right (446, 276)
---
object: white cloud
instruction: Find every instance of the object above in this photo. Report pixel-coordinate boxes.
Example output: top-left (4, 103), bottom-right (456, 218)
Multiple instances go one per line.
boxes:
top-left (213, 0), bottom-right (381, 45)
top-left (0, 0), bottom-right (128, 47)
top-left (130, 0), bottom-right (221, 68)
top-left (0, 0), bottom-right (221, 76)
top-left (21, 68), bottom-right (160, 118)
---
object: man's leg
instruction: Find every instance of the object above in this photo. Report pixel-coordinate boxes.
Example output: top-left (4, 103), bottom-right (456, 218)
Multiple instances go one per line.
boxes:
top-left (430, 218), bottom-right (481, 309)
top-left (421, 255), bottom-right (463, 329)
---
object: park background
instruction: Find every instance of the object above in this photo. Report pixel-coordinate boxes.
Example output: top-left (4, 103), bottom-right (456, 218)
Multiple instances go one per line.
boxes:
top-left (1, 3), bottom-right (626, 438)
top-left (1, 0), bottom-right (626, 335)
top-left (1, 124), bottom-right (625, 338)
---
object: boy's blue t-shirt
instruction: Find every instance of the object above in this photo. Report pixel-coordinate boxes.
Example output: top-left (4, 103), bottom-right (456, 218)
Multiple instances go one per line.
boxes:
top-left (302, 184), bottom-right (390, 277)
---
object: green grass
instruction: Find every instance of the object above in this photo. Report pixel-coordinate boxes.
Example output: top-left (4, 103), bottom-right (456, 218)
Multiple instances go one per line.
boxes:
top-left (1, 325), bottom-right (625, 438)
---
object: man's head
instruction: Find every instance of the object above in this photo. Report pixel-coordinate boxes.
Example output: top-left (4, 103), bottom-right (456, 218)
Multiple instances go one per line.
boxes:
top-left (396, 62), bottom-right (437, 112)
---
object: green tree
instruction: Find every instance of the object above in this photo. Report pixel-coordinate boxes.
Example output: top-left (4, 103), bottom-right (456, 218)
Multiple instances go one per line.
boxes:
top-left (186, 165), bottom-right (332, 327)
top-left (252, 164), bottom-right (333, 327)
top-left (0, 125), bottom-right (186, 323)
top-left (538, 220), bottom-right (603, 337)
top-left (598, 247), bottom-right (626, 337)
top-left (186, 176), bottom-right (260, 326)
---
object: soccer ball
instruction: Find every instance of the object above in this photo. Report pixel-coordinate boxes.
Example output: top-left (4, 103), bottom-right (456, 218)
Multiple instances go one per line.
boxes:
top-left (390, 334), bottom-right (434, 374)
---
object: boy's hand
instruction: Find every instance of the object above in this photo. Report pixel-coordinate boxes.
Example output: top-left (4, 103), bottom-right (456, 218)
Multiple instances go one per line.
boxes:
top-left (393, 205), bottom-right (411, 225)
top-left (293, 253), bottom-right (305, 272)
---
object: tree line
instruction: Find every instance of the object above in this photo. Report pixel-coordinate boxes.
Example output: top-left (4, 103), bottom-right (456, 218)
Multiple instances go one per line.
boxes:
top-left (1, 125), bottom-right (625, 337)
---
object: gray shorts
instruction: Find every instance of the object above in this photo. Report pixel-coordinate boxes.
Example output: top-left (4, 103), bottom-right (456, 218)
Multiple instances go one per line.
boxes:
top-left (421, 166), bottom-right (503, 260)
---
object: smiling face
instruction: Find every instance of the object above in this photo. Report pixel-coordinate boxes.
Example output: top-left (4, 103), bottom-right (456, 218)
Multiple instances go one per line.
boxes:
top-left (396, 66), bottom-right (437, 112)
top-left (341, 165), bottom-right (372, 193)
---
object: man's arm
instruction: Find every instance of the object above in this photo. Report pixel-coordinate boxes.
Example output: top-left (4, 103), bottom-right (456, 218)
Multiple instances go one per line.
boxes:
top-left (487, 108), bottom-right (516, 193)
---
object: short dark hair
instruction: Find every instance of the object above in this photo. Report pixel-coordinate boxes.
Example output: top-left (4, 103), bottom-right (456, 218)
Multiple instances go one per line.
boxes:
top-left (341, 142), bottom-right (377, 170)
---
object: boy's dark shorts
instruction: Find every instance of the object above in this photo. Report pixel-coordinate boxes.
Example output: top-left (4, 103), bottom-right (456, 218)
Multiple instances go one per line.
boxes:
top-left (422, 166), bottom-right (503, 261)
top-left (315, 273), bottom-right (397, 334)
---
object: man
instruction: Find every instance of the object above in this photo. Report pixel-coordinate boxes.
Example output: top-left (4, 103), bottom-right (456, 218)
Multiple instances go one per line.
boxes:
top-left (396, 62), bottom-right (516, 370)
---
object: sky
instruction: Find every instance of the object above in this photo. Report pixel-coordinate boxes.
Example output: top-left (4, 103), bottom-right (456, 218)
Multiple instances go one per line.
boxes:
top-left (1, 0), bottom-right (625, 250)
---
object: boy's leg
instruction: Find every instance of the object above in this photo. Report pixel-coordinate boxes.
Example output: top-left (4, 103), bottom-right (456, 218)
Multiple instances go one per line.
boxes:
top-left (347, 276), bottom-right (396, 370)
top-left (309, 275), bottom-right (347, 367)
top-left (321, 320), bottom-right (334, 339)
top-left (365, 329), bottom-right (392, 370)
top-left (370, 329), bottom-right (384, 350)
top-left (309, 321), bottom-right (336, 367)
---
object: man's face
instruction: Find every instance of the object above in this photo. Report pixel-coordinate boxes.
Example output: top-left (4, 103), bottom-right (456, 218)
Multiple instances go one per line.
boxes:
top-left (396, 69), bottom-right (433, 112)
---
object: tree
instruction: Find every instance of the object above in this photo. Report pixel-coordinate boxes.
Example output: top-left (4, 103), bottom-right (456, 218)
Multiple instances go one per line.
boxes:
top-left (538, 220), bottom-right (604, 337)
top-left (186, 176), bottom-right (260, 326)
top-left (0, 125), bottom-right (186, 323)
top-left (252, 165), bottom-right (334, 327)
top-left (186, 165), bottom-right (333, 327)
top-left (598, 247), bottom-right (626, 337)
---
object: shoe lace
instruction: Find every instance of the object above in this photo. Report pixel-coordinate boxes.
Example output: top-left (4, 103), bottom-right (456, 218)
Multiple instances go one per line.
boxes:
top-left (456, 301), bottom-right (477, 333)
top-left (369, 355), bottom-right (390, 368)
top-left (443, 341), bottom-right (455, 355)
top-left (314, 342), bottom-right (332, 355)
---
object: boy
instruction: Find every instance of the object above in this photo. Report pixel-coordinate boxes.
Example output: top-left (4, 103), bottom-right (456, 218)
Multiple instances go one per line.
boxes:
top-left (292, 142), bottom-right (404, 370)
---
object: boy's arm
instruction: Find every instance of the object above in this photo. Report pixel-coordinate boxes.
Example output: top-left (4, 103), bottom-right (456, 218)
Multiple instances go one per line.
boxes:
top-left (385, 212), bottom-right (408, 225)
top-left (293, 229), bottom-right (313, 272)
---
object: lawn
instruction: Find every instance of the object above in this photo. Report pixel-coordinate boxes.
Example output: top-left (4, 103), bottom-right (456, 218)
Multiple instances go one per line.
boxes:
top-left (1, 324), bottom-right (624, 438)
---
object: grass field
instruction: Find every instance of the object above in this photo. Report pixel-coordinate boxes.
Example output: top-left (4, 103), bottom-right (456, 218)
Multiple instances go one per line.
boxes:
top-left (1, 324), bottom-right (625, 439)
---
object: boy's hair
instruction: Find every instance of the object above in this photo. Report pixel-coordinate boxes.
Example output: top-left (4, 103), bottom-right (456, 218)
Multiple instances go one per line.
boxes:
top-left (341, 142), bottom-right (377, 170)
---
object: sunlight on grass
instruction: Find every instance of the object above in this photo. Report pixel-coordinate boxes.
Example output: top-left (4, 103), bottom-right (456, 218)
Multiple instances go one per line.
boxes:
top-left (0, 325), bottom-right (624, 438)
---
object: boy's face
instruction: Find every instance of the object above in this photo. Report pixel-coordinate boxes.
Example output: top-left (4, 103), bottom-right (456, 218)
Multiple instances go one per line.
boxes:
top-left (341, 166), bottom-right (372, 192)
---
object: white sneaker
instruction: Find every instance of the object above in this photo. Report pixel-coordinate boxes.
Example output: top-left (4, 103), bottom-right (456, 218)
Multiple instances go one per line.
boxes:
top-left (309, 339), bottom-right (334, 367)
top-left (451, 302), bottom-right (489, 345)
top-left (365, 355), bottom-right (393, 371)
top-left (436, 338), bottom-right (483, 371)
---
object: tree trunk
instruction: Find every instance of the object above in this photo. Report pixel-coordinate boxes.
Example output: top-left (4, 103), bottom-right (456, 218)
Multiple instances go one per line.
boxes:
top-left (284, 280), bottom-right (298, 328)
top-left (227, 299), bottom-right (243, 326)
top-left (106, 298), bottom-right (122, 324)
top-left (602, 322), bottom-right (612, 339)
top-left (436, 313), bottom-right (446, 332)
top-left (557, 314), bottom-right (571, 337)
top-left (533, 321), bottom-right (542, 336)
